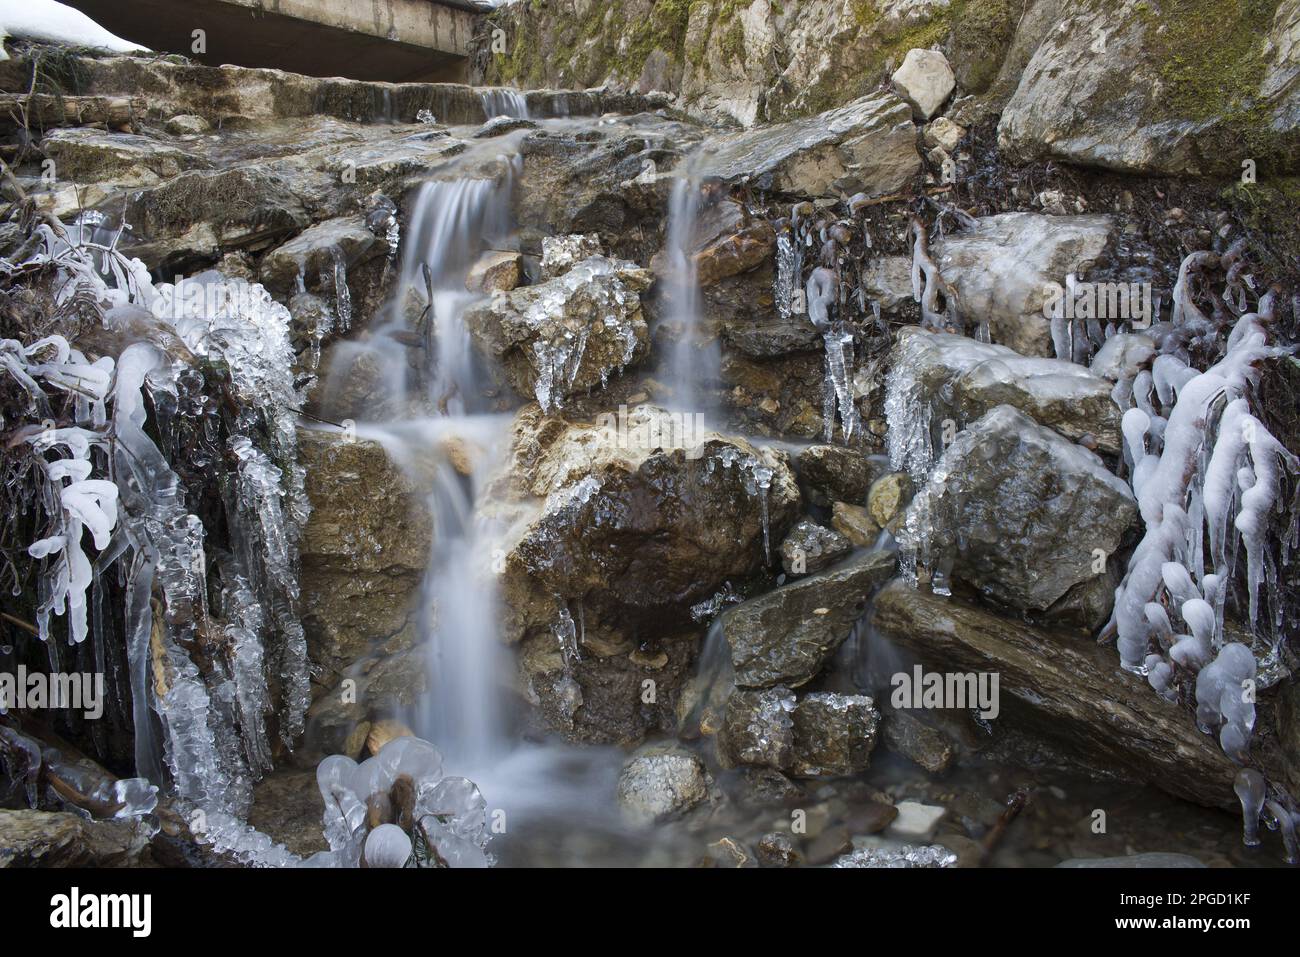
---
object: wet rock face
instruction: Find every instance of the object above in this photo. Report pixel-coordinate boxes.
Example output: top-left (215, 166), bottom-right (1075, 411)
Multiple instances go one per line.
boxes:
top-left (492, 405), bottom-right (800, 742)
top-left (722, 550), bottom-right (897, 689)
top-left (934, 213), bottom-right (1114, 357)
top-left (296, 429), bottom-right (431, 691)
top-left (698, 92), bottom-right (921, 198)
top-left (900, 405), bottom-right (1135, 626)
top-left (465, 254), bottom-right (652, 411)
top-left (870, 581), bottom-right (1257, 810)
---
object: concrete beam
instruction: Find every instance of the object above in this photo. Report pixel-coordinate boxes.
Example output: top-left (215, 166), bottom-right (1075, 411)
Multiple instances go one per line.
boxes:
top-left (64, 0), bottom-right (485, 83)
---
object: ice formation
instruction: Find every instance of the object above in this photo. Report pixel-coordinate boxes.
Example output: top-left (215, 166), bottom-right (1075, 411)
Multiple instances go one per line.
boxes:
top-left (0, 1), bottom-right (148, 59)
top-left (308, 736), bottom-right (492, 868)
top-left (1, 218), bottom-right (311, 862)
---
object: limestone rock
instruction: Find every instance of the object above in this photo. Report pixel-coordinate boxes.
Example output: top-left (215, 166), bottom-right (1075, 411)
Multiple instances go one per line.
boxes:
top-left (871, 580), bottom-right (1248, 809)
top-left (698, 92), bottom-right (921, 198)
top-left (721, 549), bottom-right (896, 689)
top-left (934, 213), bottom-right (1113, 357)
top-left (899, 405), bottom-right (1135, 626)
top-left (616, 745), bottom-right (711, 822)
top-left (0, 810), bottom-right (148, 867)
top-left (891, 48), bottom-right (956, 120)
top-left (867, 472), bottom-right (913, 529)
top-left (779, 520), bottom-right (852, 578)
top-left (464, 255), bottom-right (652, 411)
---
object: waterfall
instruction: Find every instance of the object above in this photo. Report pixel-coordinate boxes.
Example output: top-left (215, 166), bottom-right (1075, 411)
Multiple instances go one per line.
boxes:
top-left (662, 175), bottom-right (719, 414)
top-left (480, 88), bottom-right (531, 120)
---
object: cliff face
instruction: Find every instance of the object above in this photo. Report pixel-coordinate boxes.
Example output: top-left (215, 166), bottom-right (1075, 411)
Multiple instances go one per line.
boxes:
top-left (479, 0), bottom-right (1300, 176)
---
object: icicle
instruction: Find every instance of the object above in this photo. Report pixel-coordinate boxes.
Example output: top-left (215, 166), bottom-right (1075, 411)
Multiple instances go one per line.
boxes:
top-left (1234, 769), bottom-right (1266, 847)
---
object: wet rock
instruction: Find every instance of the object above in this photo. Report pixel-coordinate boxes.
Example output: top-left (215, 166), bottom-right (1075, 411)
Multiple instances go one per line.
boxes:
top-left (718, 686), bottom-right (797, 771)
top-left (699, 92), bottom-right (921, 198)
top-left (465, 250), bottom-right (523, 293)
top-left (889, 328), bottom-right (1123, 458)
top-left (804, 826), bottom-right (854, 865)
top-left (494, 406), bottom-right (800, 743)
top-left (843, 801), bottom-right (899, 836)
top-left (735, 767), bottom-right (804, 807)
top-left (923, 116), bottom-right (965, 152)
top-left (541, 233), bottom-right (604, 279)
top-left (718, 687), bottom-right (880, 777)
top-left (789, 692), bottom-right (880, 777)
top-left (722, 550), bottom-right (896, 689)
top-left (831, 501), bottom-right (879, 548)
top-left (1090, 332), bottom-right (1156, 382)
top-left (883, 710), bottom-right (955, 774)
top-left (653, 196), bottom-right (776, 288)
top-left (260, 216), bottom-right (380, 294)
top-left (934, 213), bottom-right (1113, 357)
top-left (41, 127), bottom-right (202, 184)
top-left (0, 810), bottom-right (148, 867)
top-left (780, 519), bottom-right (852, 578)
top-left (248, 771), bottom-right (328, 858)
top-left (891, 48), bottom-right (956, 120)
top-left (474, 115), bottom-right (538, 137)
top-left (899, 405), bottom-right (1135, 626)
top-left (797, 444), bottom-right (881, 506)
top-left (757, 831), bottom-right (800, 867)
top-left (297, 429), bottom-right (431, 686)
top-left (871, 580), bottom-right (1249, 810)
top-left (867, 472), bottom-right (913, 529)
top-left (616, 745), bottom-right (711, 823)
top-left (165, 114), bottom-right (210, 135)
top-left (464, 255), bottom-right (652, 410)
top-left (886, 801), bottom-right (948, 840)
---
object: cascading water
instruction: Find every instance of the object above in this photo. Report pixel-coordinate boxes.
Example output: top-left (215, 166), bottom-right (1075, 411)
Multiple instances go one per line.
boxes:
top-left (480, 88), bottom-right (531, 120)
top-left (662, 175), bottom-right (719, 415)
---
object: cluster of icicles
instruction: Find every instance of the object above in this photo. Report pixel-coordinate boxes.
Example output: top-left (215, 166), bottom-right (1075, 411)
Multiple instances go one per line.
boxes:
top-left (1101, 270), bottom-right (1299, 861)
top-left (874, 212), bottom-right (1299, 859)
top-left (0, 216), bottom-right (317, 862)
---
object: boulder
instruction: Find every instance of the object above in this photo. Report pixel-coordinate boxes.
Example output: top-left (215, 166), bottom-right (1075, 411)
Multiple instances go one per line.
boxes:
top-left (721, 549), bottom-right (896, 689)
top-left (464, 255), bottom-right (652, 411)
top-left (492, 405), bottom-right (801, 742)
top-left (698, 92), bottom-right (921, 198)
top-left (898, 405), bottom-right (1135, 626)
top-left (883, 709), bottom-right (955, 774)
top-left (890, 48), bottom-right (956, 119)
top-left (870, 580), bottom-right (1246, 809)
top-left (888, 328), bottom-right (1123, 473)
top-left (867, 472), bottom-right (913, 529)
top-left (934, 213), bottom-right (1113, 357)
top-left (616, 745), bottom-right (712, 822)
